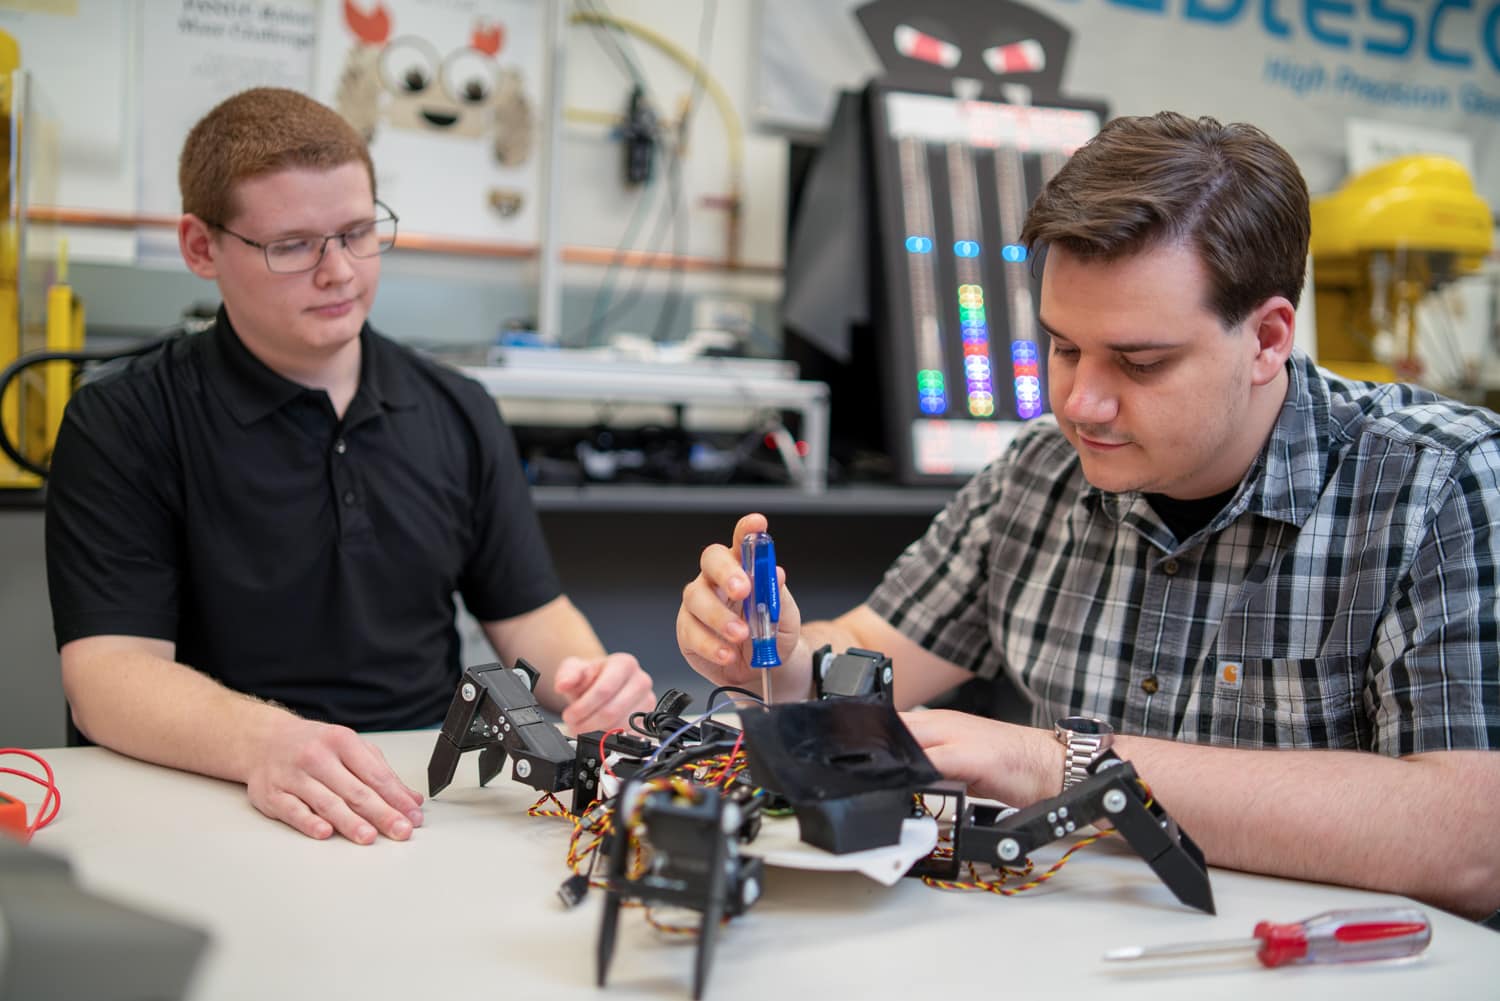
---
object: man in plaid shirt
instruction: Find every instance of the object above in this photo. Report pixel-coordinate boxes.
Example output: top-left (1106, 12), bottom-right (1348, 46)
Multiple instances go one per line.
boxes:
top-left (677, 112), bottom-right (1499, 921)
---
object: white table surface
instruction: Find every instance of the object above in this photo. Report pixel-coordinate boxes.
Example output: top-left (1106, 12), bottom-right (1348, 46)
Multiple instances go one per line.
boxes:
top-left (11, 729), bottom-right (1499, 1000)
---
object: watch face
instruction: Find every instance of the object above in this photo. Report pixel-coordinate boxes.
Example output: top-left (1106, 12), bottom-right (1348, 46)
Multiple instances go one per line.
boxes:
top-left (1060, 716), bottom-right (1106, 735)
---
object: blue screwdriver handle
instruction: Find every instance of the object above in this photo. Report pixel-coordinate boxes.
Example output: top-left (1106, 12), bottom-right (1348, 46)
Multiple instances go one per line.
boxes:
top-left (741, 531), bottom-right (781, 668)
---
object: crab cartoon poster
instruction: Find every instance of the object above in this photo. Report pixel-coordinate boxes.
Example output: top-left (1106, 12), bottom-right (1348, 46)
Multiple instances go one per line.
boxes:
top-left (313, 0), bottom-right (545, 245)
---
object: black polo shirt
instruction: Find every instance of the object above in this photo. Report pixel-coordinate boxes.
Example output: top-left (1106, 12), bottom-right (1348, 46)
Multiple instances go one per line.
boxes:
top-left (45, 309), bottom-right (561, 731)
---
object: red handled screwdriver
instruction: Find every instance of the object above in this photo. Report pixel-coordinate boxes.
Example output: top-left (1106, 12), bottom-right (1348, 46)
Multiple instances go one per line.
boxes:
top-left (1103, 908), bottom-right (1431, 968)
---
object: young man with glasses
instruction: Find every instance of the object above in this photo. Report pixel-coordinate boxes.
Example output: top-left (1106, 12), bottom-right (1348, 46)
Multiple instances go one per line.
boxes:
top-left (45, 87), bottom-right (656, 845)
top-left (677, 113), bottom-right (1500, 922)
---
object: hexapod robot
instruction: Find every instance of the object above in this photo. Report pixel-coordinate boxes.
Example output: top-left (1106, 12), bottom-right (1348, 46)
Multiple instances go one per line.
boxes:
top-left (426, 656), bottom-right (1213, 999)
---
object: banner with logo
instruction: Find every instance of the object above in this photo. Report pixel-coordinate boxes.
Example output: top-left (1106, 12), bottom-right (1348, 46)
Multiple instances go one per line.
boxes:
top-left (758, 0), bottom-right (1500, 203)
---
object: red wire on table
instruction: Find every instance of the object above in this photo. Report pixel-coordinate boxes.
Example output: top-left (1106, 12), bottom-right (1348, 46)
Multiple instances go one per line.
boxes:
top-left (0, 747), bottom-right (61, 839)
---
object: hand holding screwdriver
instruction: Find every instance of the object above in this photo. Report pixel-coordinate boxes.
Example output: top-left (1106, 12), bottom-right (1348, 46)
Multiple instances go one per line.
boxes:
top-left (1103, 907), bottom-right (1431, 968)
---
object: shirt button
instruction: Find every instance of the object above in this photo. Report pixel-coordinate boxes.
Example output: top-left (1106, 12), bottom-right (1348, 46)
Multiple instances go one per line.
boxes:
top-left (1141, 676), bottom-right (1160, 695)
top-left (1162, 558), bottom-right (1179, 576)
top-left (342, 490), bottom-right (357, 506)
top-left (335, 438), bottom-right (347, 455)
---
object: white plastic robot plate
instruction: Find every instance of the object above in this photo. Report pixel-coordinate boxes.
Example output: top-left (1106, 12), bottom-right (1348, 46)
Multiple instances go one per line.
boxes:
top-left (750, 815), bottom-right (939, 886)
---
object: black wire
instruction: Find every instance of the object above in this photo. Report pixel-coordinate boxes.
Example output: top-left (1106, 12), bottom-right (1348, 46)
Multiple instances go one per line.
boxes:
top-left (0, 331), bottom-right (182, 479)
top-left (634, 737), bottom-right (741, 784)
top-left (650, 0), bottom-right (717, 344)
top-left (564, 0), bottom-right (720, 348)
top-left (580, 0), bottom-right (647, 87)
top-left (564, 0), bottom-right (671, 347)
top-left (627, 710), bottom-right (653, 737)
top-left (708, 684), bottom-right (763, 706)
top-left (647, 125), bottom-right (690, 343)
top-left (563, 139), bottom-right (684, 345)
top-left (575, 161), bottom-right (662, 346)
top-left (584, 0), bottom-right (651, 94)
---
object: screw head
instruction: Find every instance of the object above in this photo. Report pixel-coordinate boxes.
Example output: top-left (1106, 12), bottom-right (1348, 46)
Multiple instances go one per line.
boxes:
top-left (882, 666), bottom-right (893, 685)
top-left (461, 682), bottom-right (477, 702)
top-left (515, 759), bottom-right (533, 779)
top-left (997, 838), bottom-right (1021, 862)
top-left (1103, 789), bottom-right (1128, 814)
top-left (742, 877), bottom-right (761, 907)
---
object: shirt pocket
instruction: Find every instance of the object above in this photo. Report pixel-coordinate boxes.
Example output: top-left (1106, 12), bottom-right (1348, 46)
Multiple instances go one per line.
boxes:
top-left (1197, 656), bottom-right (1367, 750)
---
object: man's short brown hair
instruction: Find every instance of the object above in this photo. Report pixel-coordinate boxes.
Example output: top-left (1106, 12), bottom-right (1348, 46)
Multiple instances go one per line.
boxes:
top-left (1020, 111), bottom-right (1309, 328)
top-left (179, 87), bottom-right (376, 225)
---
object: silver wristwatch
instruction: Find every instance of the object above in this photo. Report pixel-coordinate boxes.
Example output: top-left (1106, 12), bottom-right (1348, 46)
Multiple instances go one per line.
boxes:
top-left (1054, 716), bottom-right (1115, 791)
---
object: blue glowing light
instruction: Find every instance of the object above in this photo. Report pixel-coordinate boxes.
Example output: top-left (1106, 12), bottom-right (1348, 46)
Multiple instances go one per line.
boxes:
top-left (905, 235), bottom-right (933, 254)
top-left (953, 240), bottom-right (980, 258)
top-left (1001, 244), bottom-right (1027, 263)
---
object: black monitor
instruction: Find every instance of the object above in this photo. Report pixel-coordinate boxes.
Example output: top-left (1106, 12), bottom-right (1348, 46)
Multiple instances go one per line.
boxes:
top-left (783, 90), bottom-right (887, 482)
top-left (783, 82), bottom-right (1103, 486)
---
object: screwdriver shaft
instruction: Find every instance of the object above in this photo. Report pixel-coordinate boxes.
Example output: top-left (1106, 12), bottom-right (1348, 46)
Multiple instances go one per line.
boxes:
top-left (1104, 938), bottom-right (1260, 962)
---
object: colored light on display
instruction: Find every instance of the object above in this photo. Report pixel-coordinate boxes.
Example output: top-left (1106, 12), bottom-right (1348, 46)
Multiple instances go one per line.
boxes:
top-left (1011, 339), bottom-right (1043, 418)
top-left (955, 284), bottom-right (994, 418)
top-left (905, 235), bottom-right (933, 254)
top-left (953, 240), bottom-right (980, 258)
top-left (1001, 244), bottom-right (1027, 263)
top-left (917, 368), bottom-right (947, 414)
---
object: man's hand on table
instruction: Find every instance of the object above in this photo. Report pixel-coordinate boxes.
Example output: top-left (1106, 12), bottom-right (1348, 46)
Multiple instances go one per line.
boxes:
top-left (245, 716), bottom-right (426, 844)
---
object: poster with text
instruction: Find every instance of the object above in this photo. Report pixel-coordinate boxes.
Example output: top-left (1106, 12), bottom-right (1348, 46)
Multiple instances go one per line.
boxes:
top-left (137, 0), bottom-right (318, 262)
top-left (139, 0), bottom-right (318, 214)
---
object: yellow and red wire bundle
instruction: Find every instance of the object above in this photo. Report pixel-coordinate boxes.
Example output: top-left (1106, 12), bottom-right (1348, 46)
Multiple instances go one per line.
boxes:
top-left (529, 744), bottom-right (753, 934)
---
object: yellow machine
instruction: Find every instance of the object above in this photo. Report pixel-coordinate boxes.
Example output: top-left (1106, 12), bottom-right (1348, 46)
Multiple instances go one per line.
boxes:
top-left (1310, 154), bottom-right (1493, 385)
top-left (0, 27), bottom-right (83, 490)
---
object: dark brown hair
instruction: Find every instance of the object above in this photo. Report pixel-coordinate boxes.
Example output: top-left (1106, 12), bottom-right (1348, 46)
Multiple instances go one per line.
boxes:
top-left (1020, 111), bottom-right (1309, 327)
top-left (179, 87), bottom-right (375, 224)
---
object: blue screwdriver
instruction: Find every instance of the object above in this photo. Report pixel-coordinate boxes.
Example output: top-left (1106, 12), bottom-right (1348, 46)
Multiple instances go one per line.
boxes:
top-left (741, 531), bottom-right (780, 702)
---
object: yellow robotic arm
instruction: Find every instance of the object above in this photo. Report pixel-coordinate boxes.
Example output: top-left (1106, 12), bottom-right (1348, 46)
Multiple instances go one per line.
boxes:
top-left (1310, 154), bottom-right (1493, 384)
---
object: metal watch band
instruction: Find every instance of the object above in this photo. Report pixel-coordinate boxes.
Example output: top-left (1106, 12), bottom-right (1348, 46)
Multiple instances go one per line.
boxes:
top-left (1061, 731), bottom-right (1104, 790)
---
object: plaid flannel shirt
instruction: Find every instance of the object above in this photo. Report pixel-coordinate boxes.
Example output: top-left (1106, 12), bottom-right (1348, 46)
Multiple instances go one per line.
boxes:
top-left (869, 351), bottom-right (1500, 754)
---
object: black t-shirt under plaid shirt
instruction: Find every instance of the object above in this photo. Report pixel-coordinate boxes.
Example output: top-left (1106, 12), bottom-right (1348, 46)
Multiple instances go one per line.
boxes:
top-left (869, 351), bottom-right (1500, 755)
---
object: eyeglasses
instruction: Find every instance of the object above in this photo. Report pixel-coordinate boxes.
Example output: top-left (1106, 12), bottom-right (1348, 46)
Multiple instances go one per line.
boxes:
top-left (211, 201), bottom-right (399, 274)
